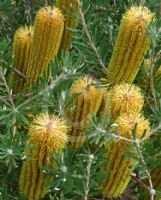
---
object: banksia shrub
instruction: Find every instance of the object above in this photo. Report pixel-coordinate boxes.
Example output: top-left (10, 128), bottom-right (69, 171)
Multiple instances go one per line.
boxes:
top-left (107, 6), bottom-right (154, 85)
top-left (19, 112), bottom-right (68, 200)
top-left (101, 113), bottom-right (150, 198)
top-left (12, 25), bottom-right (33, 92)
top-left (67, 76), bottom-right (103, 147)
top-left (106, 84), bottom-right (144, 119)
top-left (26, 7), bottom-right (64, 87)
top-left (56, 0), bottom-right (79, 51)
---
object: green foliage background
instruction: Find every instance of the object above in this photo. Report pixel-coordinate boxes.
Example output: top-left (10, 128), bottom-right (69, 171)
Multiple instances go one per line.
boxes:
top-left (0, 0), bottom-right (161, 199)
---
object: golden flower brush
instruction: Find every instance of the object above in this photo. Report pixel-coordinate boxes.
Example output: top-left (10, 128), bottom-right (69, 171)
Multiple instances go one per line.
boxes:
top-left (67, 76), bottom-right (103, 147)
top-left (101, 113), bottom-right (150, 198)
top-left (56, 0), bottom-right (79, 51)
top-left (26, 6), bottom-right (64, 87)
top-left (107, 6), bottom-right (154, 85)
top-left (19, 112), bottom-right (68, 200)
top-left (12, 25), bottom-right (33, 92)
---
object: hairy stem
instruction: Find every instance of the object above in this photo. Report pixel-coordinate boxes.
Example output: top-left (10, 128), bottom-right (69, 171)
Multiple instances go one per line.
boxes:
top-left (135, 139), bottom-right (155, 200)
top-left (77, 0), bottom-right (106, 74)
top-left (84, 154), bottom-right (94, 200)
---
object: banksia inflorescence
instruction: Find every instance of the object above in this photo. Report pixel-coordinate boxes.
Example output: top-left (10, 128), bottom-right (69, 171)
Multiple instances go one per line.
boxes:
top-left (67, 76), bottom-right (103, 147)
top-left (107, 6), bottom-right (154, 85)
top-left (12, 25), bottom-right (33, 92)
top-left (25, 6), bottom-right (64, 87)
top-left (106, 84), bottom-right (144, 119)
top-left (101, 113), bottom-right (150, 198)
top-left (56, 0), bottom-right (79, 51)
top-left (19, 112), bottom-right (68, 200)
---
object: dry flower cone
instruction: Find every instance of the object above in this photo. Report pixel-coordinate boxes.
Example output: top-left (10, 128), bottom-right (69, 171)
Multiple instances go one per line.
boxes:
top-left (19, 112), bottom-right (68, 200)
top-left (101, 113), bottom-right (150, 198)
top-left (12, 25), bottom-right (33, 92)
top-left (25, 6), bottom-right (64, 87)
top-left (67, 76), bottom-right (103, 147)
top-left (56, 0), bottom-right (79, 51)
top-left (107, 6), bottom-right (154, 85)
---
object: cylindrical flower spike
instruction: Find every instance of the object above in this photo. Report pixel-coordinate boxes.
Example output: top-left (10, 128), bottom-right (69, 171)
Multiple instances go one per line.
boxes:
top-left (107, 6), bottom-right (154, 85)
top-left (12, 25), bottom-right (33, 92)
top-left (56, 0), bottom-right (79, 51)
top-left (19, 112), bottom-right (68, 200)
top-left (66, 76), bottom-right (103, 147)
top-left (25, 6), bottom-right (64, 87)
top-left (101, 113), bottom-right (150, 198)
top-left (105, 84), bottom-right (144, 119)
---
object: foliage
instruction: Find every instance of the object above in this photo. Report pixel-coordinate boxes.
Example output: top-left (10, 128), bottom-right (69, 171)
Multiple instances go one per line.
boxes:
top-left (0, 0), bottom-right (161, 199)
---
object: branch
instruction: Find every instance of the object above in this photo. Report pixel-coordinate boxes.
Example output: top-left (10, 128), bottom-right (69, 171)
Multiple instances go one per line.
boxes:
top-left (150, 47), bottom-right (158, 108)
top-left (16, 73), bottom-right (66, 110)
top-left (84, 154), bottom-right (94, 200)
top-left (0, 71), bottom-right (16, 111)
top-left (13, 68), bottom-right (26, 80)
top-left (151, 125), bottom-right (161, 134)
top-left (131, 173), bottom-right (150, 191)
top-left (77, 0), bottom-right (107, 74)
top-left (44, 0), bottom-right (48, 6)
top-left (135, 139), bottom-right (155, 200)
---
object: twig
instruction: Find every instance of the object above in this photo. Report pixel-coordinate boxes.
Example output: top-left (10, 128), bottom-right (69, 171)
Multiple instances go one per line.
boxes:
top-left (44, 0), bottom-right (48, 6)
top-left (95, 127), bottom-right (140, 143)
top-left (135, 139), bottom-right (155, 200)
top-left (13, 68), bottom-right (26, 80)
top-left (16, 73), bottom-right (65, 110)
top-left (84, 154), bottom-right (94, 200)
top-left (111, 133), bottom-right (134, 143)
top-left (77, 0), bottom-right (107, 74)
top-left (0, 71), bottom-right (16, 111)
top-left (137, 0), bottom-right (145, 6)
top-left (131, 174), bottom-right (150, 191)
top-left (152, 125), bottom-right (161, 134)
top-left (150, 47), bottom-right (158, 108)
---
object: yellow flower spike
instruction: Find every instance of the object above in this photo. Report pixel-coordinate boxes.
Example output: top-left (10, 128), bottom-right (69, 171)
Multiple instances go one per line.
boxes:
top-left (107, 6), bottom-right (154, 85)
top-left (67, 76), bottom-right (103, 147)
top-left (12, 25), bottom-right (33, 92)
top-left (56, 0), bottom-right (79, 51)
top-left (101, 113), bottom-right (150, 198)
top-left (110, 84), bottom-right (144, 119)
top-left (19, 112), bottom-right (68, 200)
top-left (25, 6), bottom-right (64, 87)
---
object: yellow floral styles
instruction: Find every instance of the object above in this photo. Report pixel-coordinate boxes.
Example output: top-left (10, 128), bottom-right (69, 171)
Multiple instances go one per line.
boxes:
top-left (26, 7), bottom-right (64, 87)
top-left (56, 0), bottom-right (79, 51)
top-left (12, 25), bottom-right (33, 92)
top-left (19, 112), bottom-right (68, 200)
top-left (107, 6), bottom-right (154, 85)
top-left (101, 113), bottom-right (150, 198)
top-left (67, 76), bottom-right (103, 147)
top-left (109, 84), bottom-right (144, 119)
